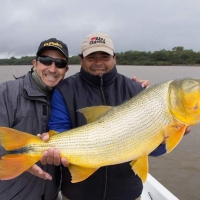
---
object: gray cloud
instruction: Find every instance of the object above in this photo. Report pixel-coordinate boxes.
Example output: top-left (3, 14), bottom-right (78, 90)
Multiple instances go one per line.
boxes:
top-left (0, 0), bottom-right (199, 58)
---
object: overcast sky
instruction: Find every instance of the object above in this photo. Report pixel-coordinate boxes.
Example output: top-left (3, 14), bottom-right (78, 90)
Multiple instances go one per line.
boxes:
top-left (0, 0), bottom-right (199, 58)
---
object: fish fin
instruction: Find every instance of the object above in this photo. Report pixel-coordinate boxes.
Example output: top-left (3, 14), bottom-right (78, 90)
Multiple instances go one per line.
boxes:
top-left (0, 154), bottom-right (40, 180)
top-left (77, 106), bottom-right (113, 123)
top-left (130, 155), bottom-right (148, 182)
top-left (49, 130), bottom-right (59, 137)
top-left (68, 164), bottom-right (98, 183)
top-left (164, 124), bottom-right (186, 153)
top-left (0, 127), bottom-right (39, 150)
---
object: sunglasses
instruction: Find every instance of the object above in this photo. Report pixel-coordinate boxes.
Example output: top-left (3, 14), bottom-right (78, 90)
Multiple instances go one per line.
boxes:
top-left (37, 56), bottom-right (68, 69)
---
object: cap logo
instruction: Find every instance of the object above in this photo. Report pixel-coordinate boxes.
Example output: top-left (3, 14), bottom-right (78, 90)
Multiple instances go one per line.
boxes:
top-left (43, 42), bottom-right (63, 48)
top-left (90, 37), bottom-right (105, 45)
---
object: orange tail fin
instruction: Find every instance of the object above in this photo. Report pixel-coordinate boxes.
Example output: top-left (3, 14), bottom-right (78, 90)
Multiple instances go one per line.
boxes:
top-left (0, 126), bottom-right (39, 150)
top-left (0, 154), bottom-right (40, 180)
top-left (0, 127), bottom-right (42, 180)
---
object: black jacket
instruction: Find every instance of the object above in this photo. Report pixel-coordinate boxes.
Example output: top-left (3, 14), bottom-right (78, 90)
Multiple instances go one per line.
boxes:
top-left (56, 66), bottom-right (144, 200)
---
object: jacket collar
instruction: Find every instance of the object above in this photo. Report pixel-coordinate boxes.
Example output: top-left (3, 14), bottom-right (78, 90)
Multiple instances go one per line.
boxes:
top-left (23, 72), bottom-right (51, 98)
top-left (80, 66), bottom-right (117, 87)
top-left (31, 71), bottom-right (52, 96)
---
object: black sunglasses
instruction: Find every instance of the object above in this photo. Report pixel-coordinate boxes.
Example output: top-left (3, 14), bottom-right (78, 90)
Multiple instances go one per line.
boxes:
top-left (37, 56), bottom-right (68, 69)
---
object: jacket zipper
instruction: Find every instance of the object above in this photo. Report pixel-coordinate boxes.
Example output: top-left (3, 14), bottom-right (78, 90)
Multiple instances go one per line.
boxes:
top-left (100, 76), bottom-right (106, 105)
top-left (100, 76), bottom-right (107, 200)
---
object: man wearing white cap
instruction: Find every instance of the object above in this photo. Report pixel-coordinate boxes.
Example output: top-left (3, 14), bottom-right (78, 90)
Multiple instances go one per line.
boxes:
top-left (82, 32), bottom-right (114, 56)
top-left (46, 32), bottom-right (166, 200)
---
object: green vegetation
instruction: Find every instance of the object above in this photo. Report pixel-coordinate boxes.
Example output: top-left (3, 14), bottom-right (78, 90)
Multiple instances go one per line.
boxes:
top-left (115, 46), bottom-right (200, 65)
top-left (0, 56), bottom-right (35, 65)
top-left (0, 46), bottom-right (200, 65)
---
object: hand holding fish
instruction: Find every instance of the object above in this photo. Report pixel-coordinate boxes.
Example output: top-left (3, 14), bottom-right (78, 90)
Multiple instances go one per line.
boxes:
top-left (26, 132), bottom-right (69, 180)
top-left (27, 163), bottom-right (52, 180)
top-left (26, 132), bottom-right (56, 180)
top-left (184, 127), bottom-right (191, 136)
top-left (39, 132), bottom-right (69, 167)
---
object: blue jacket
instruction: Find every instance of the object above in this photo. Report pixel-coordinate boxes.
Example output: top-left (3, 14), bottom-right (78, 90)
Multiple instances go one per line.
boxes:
top-left (48, 66), bottom-right (166, 200)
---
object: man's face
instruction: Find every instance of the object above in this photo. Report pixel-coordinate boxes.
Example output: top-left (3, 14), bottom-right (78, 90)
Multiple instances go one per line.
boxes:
top-left (32, 49), bottom-right (68, 88)
top-left (81, 51), bottom-right (116, 76)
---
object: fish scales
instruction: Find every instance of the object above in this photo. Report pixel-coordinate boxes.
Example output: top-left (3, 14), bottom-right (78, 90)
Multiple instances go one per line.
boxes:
top-left (29, 81), bottom-right (173, 167)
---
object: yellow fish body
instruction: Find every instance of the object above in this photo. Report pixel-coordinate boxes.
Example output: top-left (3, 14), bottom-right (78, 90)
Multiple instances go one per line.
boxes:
top-left (1, 78), bottom-right (200, 183)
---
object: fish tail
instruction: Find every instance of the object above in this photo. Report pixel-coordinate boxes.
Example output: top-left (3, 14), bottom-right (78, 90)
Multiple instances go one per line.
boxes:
top-left (0, 154), bottom-right (40, 180)
top-left (0, 127), bottom-right (42, 180)
top-left (0, 127), bottom-right (40, 150)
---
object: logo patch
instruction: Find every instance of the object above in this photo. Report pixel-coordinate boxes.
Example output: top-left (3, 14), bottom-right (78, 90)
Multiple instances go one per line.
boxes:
top-left (89, 37), bottom-right (105, 45)
top-left (43, 42), bottom-right (63, 48)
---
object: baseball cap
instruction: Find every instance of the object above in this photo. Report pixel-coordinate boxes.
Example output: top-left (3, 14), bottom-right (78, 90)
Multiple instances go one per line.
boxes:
top-left (81, 32), bottom-right (114, 57)
top-left (36, 38), bottom-right (69, 59)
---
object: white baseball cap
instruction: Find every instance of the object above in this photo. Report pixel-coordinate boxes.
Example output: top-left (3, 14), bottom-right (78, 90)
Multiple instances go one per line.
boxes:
top-left (81, 32), bottom-right (115, 57)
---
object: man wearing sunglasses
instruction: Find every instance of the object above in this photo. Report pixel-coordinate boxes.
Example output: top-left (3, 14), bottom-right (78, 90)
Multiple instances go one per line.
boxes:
top-left (0, 38), bottom-right (69, 200)
top-left (39, 32), bottom-right (167, 200)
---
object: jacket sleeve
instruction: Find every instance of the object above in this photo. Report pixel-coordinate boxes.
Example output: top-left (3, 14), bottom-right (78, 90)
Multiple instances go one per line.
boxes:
top-left (0, 83), bottom-right (15, 127)
top-left (149, 144), bottom-right (166, 156)
top-left (48, 89), bottom-right (71, 132)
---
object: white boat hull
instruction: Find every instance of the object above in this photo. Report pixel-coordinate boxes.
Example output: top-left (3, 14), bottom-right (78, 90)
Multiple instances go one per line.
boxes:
top-left (141, 174), bottom-right (179, 200)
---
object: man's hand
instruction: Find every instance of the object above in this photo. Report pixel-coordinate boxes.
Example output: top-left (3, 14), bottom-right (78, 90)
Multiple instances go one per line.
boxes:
top-left (184, 126), bottom-right (191, 135)
top-left (26, 132), bottom-right (69, 179)
top-left (41, 148), bottom-right (69, 167)
top-left (27, 164), bottom-right (52, 180)
top-left (132, 76), bottom-right (150, 88)
top-left (38, 132), bottom-right (69, 167)
top-left (26, 133), bottom-right (52, 179)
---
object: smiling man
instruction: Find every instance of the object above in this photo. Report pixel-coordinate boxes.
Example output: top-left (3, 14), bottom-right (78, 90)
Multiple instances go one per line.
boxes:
top-left (32, 39), bottom-right (69, 89)
top-left (0, 38), bottom-right (69, 200)
top-left (46, 32), bottom-right (166, 200)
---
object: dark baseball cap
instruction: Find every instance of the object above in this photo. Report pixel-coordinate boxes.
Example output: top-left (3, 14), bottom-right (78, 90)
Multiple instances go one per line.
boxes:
top-left (36, 38), bottom-right (69, 59)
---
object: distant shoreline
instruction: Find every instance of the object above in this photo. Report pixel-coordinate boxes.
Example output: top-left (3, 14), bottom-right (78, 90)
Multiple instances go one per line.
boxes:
top-left (1, 48), bottom-right (200, 66)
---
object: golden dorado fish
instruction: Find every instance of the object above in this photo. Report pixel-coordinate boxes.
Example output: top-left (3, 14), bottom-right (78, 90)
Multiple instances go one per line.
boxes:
top-left (1, 78), bottom-right (200, 183)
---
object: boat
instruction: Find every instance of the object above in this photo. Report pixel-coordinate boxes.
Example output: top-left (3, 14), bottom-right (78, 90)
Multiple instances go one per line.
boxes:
top-left (141, 173), bottom-right (179, 200)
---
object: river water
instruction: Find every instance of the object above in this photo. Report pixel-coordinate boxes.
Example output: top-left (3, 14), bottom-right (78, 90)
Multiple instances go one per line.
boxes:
top-left (1, 65), bottom-right (200, 85)
top-left (0, 65), bottom-right (200, 200)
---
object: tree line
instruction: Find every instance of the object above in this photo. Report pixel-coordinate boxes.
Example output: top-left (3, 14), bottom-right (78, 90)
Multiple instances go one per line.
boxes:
top-left (0, 46), bottom-right (200, 66)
